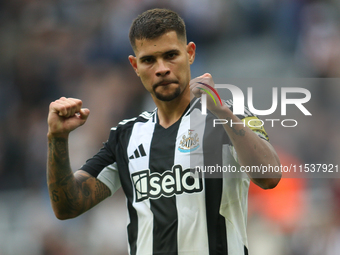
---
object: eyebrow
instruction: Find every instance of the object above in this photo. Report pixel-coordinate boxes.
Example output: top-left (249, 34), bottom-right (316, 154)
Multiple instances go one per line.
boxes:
top-left (139, 49), bottom-right (180, 61)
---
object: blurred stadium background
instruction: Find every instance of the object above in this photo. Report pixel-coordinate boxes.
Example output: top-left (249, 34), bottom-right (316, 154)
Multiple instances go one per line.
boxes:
top-left (1, 0), bottom-right (340, 254)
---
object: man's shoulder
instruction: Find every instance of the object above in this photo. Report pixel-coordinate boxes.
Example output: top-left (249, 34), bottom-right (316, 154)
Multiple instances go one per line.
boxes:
top-left (111, 110), bottom-right (156, 132)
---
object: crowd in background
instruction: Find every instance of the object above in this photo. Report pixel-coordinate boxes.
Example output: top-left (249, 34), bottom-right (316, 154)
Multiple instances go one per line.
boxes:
top-left (0, 0), bottom-right (340, 254)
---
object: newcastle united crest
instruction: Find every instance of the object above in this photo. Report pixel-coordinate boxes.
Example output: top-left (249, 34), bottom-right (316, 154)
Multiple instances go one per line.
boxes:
top-left (178, 129), bottom-right (199, 153)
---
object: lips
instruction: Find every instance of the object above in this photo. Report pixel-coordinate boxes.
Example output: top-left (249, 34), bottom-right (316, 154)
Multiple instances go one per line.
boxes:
top-left (154, 80), bottom-right (178, 88)
top-left (159, 82), bottom-right (171, 86)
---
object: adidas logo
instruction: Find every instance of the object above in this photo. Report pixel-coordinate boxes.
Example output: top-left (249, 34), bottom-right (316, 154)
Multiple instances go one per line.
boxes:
top-left (129, 144), bottom-right (147, 159)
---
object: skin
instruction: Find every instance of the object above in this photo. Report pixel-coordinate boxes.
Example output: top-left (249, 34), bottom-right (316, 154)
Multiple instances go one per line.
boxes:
top-left (190, 76), bottom-right (282, 188)
top-left (128, 31), bottom-right (195, 128)
top-left (129, 31), bottom-right (281, 188)
top-left (47, 30), bottom-right (280, 220)
top-left (47, 97), bottom-right (111, 220)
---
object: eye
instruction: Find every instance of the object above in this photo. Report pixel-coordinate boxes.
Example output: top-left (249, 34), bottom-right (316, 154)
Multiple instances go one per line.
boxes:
top-left (141, 57), bottom-right (154, 64)
top-left (167, 52), bottom-right (177, 59)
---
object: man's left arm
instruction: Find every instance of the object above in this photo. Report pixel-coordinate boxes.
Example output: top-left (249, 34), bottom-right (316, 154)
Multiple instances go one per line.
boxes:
top-left (212, 107), bottom-right (281, 189)
top-left (190, 74), bottom-right (281, 189)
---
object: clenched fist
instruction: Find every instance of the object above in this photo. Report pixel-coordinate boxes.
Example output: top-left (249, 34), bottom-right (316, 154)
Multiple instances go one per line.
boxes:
top-left (190, 73), bottom-right (228, 116)
top-left (47, 97), bottom-right (90, 138)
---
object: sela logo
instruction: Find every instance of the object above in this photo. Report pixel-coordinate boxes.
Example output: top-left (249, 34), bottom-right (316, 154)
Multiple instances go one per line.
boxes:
top-left (199, 83), bottom-right (312, 116)
top-left (131, 165), bottom-right (203, 202)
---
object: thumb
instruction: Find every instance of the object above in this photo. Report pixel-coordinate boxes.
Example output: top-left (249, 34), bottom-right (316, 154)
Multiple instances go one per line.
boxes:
top-left (79, 108), bottom-right (90, 120)
top-left (201, 73), bottom-right (212, 78)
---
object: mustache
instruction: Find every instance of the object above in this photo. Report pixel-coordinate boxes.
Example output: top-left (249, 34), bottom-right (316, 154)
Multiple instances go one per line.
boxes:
top-left (153, 79), bottom-right (179, 89)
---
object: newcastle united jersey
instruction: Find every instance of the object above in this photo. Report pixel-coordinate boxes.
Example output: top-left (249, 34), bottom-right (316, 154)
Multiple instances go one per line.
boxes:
top-left (81, 98), bottom-right (269, 255)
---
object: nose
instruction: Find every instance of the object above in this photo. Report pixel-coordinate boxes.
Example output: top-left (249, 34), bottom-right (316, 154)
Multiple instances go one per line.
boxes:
top-left (155, 60), bottom-right (170, 77)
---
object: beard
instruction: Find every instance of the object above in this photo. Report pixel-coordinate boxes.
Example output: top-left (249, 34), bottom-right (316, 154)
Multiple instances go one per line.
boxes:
top-left (152, 79), bottom-right (181, 101)
top-left (154, 86), bottom-right (181, 101)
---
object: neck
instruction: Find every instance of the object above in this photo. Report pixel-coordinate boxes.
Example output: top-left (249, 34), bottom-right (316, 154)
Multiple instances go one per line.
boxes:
top-left (153, 86), bottom-right (191, 129)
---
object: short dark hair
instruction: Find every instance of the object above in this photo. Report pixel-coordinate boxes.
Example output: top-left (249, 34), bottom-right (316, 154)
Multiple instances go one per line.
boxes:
top-left (129, 8), bottom-right (186, 50)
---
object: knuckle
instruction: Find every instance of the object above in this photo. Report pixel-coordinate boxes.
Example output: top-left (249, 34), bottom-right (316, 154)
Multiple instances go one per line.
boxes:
top-left (75, 100), bottom-right (82, 107)
top-left (68, 98), bottom-right (82, 108)
top-left (49, 101), bottom-right (60, 111)
top-left (59, 105), bottom-right (67, 112)
top-left (55, 99), bottom-right (63, 105)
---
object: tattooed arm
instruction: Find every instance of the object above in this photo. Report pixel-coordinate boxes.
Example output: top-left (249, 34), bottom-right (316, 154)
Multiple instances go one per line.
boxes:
top-left (210, 112), bottom-right (281, 189)
top-left (190, 74), bottom-right (281, 189)
top-left (47, 97), bottom-right (111, 220)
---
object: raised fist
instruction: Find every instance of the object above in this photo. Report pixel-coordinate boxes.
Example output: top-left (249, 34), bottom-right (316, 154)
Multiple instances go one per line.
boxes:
top-left (47, 97), bottom-right (90, 137)
top-left (190, 73), bottom-right (225, 115)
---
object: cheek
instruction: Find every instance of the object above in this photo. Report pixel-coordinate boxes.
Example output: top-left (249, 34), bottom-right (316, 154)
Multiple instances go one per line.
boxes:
top-left (139, 71), bottom-right (153, 91)
top-left (137, 68), bottom-right (148, 81)
top-left (177, 61), bottom-right (191, 80)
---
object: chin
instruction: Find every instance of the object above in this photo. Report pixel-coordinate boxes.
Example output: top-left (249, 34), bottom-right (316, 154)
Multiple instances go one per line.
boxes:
top-left (154, 87), bottom-right (181, 102)
top-left (155, 93), bottom-right (180, 102)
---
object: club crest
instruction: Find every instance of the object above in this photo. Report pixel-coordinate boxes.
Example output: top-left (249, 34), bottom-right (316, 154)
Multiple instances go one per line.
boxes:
top-left (178, 130), bottom-right (199, 153)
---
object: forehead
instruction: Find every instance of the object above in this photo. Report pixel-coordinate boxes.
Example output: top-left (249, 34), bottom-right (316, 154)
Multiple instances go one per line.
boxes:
top-left (134, 31), bottom-right (186, 57)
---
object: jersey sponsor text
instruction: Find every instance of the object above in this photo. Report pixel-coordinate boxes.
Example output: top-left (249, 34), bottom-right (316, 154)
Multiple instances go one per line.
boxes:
top-left (132, 164), bottom-right (203, 202)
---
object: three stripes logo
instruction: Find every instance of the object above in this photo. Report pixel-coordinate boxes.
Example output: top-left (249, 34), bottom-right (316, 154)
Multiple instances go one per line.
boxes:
top-left (129, 144), bottom-right (147, 160)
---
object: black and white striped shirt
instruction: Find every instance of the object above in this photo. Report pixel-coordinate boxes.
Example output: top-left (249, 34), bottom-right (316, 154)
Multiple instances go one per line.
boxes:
top-left (81, 98), bottom-right (269, 255)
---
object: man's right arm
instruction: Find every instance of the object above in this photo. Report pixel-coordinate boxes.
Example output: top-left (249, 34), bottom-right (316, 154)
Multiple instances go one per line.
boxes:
top-left (47, 97), bottom-right (111, 220)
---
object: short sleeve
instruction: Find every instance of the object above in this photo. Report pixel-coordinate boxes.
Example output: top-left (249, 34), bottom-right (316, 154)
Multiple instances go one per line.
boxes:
top-left (97, 162), bottom-right (121, 196)
top-left (80, 128), bottom-right (120, 195)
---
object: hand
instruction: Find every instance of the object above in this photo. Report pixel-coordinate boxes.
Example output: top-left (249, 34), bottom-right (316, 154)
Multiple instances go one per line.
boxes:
top-left (47, 97), bottom-right (90, 138)
top-left (190, 73), bottom-right (226, 115)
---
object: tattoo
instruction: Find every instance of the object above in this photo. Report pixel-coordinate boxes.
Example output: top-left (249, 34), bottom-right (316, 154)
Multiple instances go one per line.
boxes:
top-left (95, 181), bottom-right (111, 201)
top-left (59, 174), bottom-right (73, 186)
top-left (225, 117), bottom-right (246, 137)
top-left (51, 190), bottom-right (59, 202)
top-left (47, 136), bottom-right (110, 218)
top-left (47, 136), bottom-right (79, 217)
top-left (48, 137), bottom-right (70, 180)
top-left (75, 172), bottom-right (91, 198)
top-left (233, 128), bottom-right (246, 137)
top-left (82, 184), bottom-right (91, 197)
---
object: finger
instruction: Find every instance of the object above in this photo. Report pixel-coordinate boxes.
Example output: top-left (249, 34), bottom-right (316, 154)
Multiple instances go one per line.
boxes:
top-left (67, 98), bottom-right (83, 117)
top-left (189, 75), bottom-right (213, 89)
top-left (201, 73), bottom-right (212, 78)
top-left (60, 100), bottom-right (74, 117)
top-left (54, 97), bottom-right (83, 117)
top-left (190, 73), bottom-right (211, 82)
top-left (68, 98), bottom-right (83, 109)
top-left (79, 108), bottom-right (90, 120)
top-left (190, 75), bottom-right (213, 97)
top-left (49, 101), bottom-right (68, 117)
top-left (52, 97), bottom-right (71, 117)
top-left (191, 86), bottom-right (204, 98)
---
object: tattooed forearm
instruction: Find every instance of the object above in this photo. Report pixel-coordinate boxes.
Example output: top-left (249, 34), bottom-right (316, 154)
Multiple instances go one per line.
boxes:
top-left (225, 117), bottom-right (246, 137)
top-left (48, 137), bottom-right (71, 181)
top-left (51, 190), bottom-right (59, 202)
top-left (47, 136), bottom-right (110, 219)
top-left (229, 125), bottom-right (246, 137)
top-left (47, 136), bottom-right (81, 218)
top-left (95, 181), bottom-right (111, 201)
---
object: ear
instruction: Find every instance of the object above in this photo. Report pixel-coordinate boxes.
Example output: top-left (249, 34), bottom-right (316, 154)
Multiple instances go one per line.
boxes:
top-left (187, 42), bottom-right (196, 65)
top-left (128, 55), bottom-right (139, 76)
